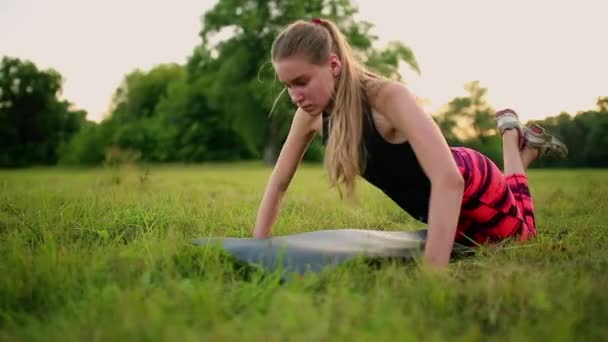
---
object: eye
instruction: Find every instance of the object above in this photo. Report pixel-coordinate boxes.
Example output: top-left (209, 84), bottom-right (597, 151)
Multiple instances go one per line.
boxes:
top-left (293, 78), bottom-right (309, 86)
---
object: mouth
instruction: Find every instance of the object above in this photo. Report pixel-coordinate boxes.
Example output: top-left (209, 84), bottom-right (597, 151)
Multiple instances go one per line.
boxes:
top-left (301, 104), bottom-right (314, 112)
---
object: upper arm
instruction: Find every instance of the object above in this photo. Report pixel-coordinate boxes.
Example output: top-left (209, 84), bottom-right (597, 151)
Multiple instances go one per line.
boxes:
top-left (271, 108), bottom-right (318, 191)
top-left (376, 82), bottom-right (462, 182)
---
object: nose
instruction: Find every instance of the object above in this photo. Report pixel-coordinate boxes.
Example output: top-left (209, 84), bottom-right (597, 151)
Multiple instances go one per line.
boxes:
top-left (288, 88), bottom-right (304, 105)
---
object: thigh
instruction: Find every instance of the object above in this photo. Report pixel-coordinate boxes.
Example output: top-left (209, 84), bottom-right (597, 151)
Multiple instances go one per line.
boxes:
top-left (456, 200), bottom-right (524, 245)
top-left (451, 147), bottom-right (525, 244)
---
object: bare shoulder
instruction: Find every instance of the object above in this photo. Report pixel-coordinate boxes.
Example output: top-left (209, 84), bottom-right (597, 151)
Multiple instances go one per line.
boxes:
top-left (364, 77), bottom-right (390, 102)
top-left (365, 79), bottom-right (433, 140)
top-left (367, 79), bottom-right (416, 114)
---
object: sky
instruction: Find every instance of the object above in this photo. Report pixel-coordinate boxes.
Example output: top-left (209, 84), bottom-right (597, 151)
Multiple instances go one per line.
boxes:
top-left (1, 0), bottom-right (606, 123)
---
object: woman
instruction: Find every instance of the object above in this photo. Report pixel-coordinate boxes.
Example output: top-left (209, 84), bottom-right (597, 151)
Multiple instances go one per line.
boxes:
top-left (252, 18), bottom-right (567, 268)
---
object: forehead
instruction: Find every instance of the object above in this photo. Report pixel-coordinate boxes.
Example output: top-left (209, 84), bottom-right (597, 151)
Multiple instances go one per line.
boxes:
top-left (274, 55), bottom-right (320, 83)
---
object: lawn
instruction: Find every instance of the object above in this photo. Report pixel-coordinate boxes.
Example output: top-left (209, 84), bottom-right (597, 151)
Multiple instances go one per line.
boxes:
top-left (1, 164), bottom-right (607, 341)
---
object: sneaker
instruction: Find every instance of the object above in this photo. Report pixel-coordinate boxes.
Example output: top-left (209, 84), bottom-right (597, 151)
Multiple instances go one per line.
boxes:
top-left (495, 108), bottom-right (526, 150)
top-left (525, 124), bottom-right (568, 159)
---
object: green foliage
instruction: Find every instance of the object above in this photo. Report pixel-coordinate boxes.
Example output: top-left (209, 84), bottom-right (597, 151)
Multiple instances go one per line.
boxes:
top-left (3, 0), bottom-right (608, 168)
top-left (433, 81), bottom-right (502, 167)
top-left (0, 56), bottom-right (87, 167)
top-left (528, 97), bottom-right (608, 168)
top-left (365, 41), bottom-right (420, 79)
top-left (103, 64), bottom-right (183, 162)
top-left (58, 122), bottom-right (107, 165)
top-left (194, 0), bottom-right (420, 164)
top-left (73, 0), bottom-right (420, 167)
top-left (433, 86), bottom-right (608, 169)
top-left (99, 63), bottom-right (250, 163)
top-left (1, 166), bottom-right (607, 340)
top-left (110, 64), bottom-right (185, 122)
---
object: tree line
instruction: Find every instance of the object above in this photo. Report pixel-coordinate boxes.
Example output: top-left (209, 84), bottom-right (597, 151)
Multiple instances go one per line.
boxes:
top-left (1, 0), bottom-right (606, 168)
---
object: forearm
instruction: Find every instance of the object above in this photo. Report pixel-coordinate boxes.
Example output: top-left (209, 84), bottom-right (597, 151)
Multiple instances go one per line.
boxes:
top-left (423, 176), bottom-right (465, 268)
top-left (253, 178), bottom-right (288, 238)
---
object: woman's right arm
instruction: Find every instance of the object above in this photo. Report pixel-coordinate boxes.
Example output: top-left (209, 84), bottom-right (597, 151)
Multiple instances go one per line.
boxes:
top-left (252, 108), bottom-right (319, 238)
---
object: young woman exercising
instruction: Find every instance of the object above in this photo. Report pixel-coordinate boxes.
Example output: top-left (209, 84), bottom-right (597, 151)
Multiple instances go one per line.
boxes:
top-left (252, 18), bottom-right (567, 268)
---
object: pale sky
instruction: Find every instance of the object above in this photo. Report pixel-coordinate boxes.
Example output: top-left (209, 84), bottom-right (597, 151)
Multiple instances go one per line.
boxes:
top-left (1, 0), bottom-right (606, 123)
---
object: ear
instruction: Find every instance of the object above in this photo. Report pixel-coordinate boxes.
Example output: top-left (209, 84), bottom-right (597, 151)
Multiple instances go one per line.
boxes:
top-left (328, 54), bottom-right (342, 76)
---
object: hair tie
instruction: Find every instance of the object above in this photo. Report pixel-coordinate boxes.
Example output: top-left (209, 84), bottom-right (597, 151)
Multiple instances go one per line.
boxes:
top-left (311, 18), bottom-right (323, 25)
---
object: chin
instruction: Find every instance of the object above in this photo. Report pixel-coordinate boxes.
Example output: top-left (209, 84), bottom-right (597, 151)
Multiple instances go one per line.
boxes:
top-left (301, 105), bottom-right (320, 115)
top-left (309, 108), bottom-right (324, 116)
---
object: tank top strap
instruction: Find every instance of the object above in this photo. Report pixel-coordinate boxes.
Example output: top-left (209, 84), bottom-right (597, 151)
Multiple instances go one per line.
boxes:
top-left (322, 111), bottom-right (331, 146)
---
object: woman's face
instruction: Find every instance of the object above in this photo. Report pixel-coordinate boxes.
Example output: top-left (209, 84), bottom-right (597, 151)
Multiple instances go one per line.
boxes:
top-left (273, 54), bottom-right (340, 115)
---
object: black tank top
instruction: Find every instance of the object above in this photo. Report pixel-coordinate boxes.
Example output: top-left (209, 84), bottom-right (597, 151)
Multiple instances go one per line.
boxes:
top-left (322, 102), bottom-right (432, 223)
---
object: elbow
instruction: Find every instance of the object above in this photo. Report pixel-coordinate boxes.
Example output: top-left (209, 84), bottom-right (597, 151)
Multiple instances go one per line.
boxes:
top-left (432, 170), bottom-right (464, 192)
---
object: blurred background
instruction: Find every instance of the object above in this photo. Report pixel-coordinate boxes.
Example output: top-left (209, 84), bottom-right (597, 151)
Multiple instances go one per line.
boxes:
top-left (1, 0), bottom-right (607, 169)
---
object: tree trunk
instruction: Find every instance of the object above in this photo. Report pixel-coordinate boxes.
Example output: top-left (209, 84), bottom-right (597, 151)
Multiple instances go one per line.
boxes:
top-left (262, 118), bottom-right (281, 166)
top-left (262, 140), bottom-right (279, 166)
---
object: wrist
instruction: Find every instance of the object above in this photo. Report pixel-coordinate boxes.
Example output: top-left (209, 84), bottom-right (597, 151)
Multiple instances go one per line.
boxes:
top-left (253, 226), bottom-right (270, 238)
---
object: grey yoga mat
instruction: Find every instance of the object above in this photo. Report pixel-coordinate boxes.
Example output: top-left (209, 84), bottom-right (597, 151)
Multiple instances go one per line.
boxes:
top-left (193, 229), bottom-right (471, 274)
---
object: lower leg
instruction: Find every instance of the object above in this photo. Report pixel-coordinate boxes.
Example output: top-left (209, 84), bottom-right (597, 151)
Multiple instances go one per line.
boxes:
top-left (502, 130), bottom-right (526, 176)
top-left (506, 175), bottom-right (537, 240)
top-left (496, 108), bottom-right (566, 174)
top-left (519, 147), bottom-right (540, 170)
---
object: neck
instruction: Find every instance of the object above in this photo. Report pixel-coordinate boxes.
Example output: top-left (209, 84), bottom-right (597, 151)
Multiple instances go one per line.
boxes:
top-left (324, 97), bottom-right (336, 115)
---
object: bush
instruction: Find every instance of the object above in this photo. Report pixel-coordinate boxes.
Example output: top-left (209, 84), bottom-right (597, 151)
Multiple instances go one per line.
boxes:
top-left (58, 123), bottom-right (106, 165)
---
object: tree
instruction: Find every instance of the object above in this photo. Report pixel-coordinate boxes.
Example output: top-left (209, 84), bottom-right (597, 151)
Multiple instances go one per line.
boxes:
top-left (193, 0), bottom-right (420, 165)
top-left (154, 72), bottom-right (251, 162)
top-left (527, 96), bottom-right (608, 168)
top-left (433, 81), bottom-right (501, 164)
top-left (102, 62), bottom-right (250, 163)
top-left (0, 56), bottom-right (86, 167)
top-left (58, 121), bottom-right (107, 165)
top-left (596, 96), bottom-right (608, 113)
top-left (109, 64), bottom-right (185, 123)
top-left (584, 113), bottom-right (608, 167)
top-left (435, 81), bottom-right (495, 142)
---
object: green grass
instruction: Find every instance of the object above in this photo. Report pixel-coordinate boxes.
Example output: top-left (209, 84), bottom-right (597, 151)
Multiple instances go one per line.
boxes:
top-left (1, 163), bottom-right (607, 341)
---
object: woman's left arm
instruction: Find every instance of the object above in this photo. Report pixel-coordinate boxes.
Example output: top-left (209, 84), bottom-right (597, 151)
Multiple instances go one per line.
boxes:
top-left (378, 82), bottom-right (465, 269)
